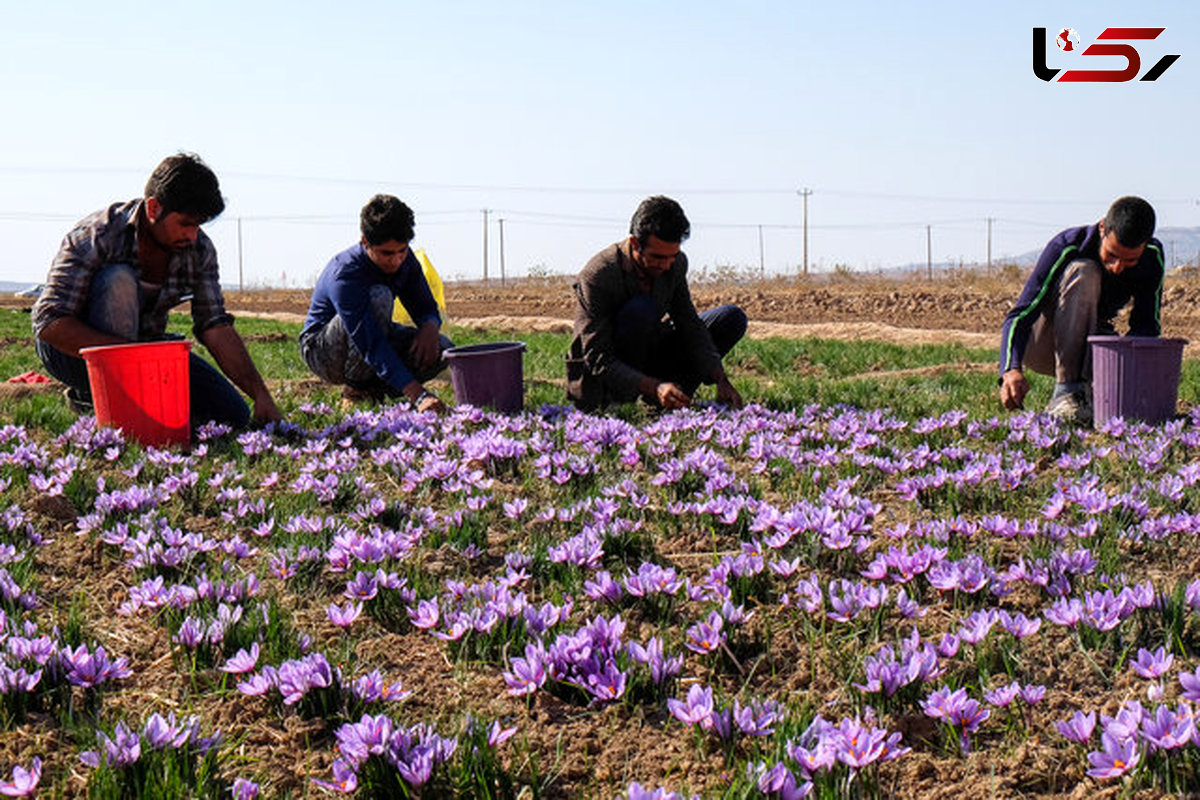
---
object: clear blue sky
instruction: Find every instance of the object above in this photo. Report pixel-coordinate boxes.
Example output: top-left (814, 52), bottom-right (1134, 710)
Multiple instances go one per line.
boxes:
top-left (1, 0), bottom-right (1197, 287)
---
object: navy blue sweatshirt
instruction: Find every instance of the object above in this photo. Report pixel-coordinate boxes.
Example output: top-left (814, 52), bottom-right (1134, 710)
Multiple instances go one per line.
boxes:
top-left (998, 223), bottom-right (1164, 375)
top-left (302, 244), bottom-right (441, 392)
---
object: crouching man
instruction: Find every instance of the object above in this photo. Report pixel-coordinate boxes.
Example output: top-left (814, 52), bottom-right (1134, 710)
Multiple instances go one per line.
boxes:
top-left (567, 195), bottom-right (746, 411)
top-left (999, 196), bottom-right (1164, 425)
top-left (301, 195), bottom-right (452, 412)
top-left (32, 152), bottom-right (281, 428)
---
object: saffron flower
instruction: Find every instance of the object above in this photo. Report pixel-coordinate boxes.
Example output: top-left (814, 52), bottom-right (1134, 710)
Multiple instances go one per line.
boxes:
top-left (1055, 710), bottom-right (1096, 743)
top-left (1130, 646), bottom-right (1173, 680)
top-left (667, 684), bottom-right (714, 727)
top-left (327, 601), bottom-right (363, 629)
top-left (220, 643), bottom-right (260, 674)
top-left (0, 757), bottom-right (40, 797)
top-left (1086, 731), bottom-right (1140, 779)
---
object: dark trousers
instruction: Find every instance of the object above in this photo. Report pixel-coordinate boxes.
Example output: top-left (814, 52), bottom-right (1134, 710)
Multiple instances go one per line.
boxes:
top-left (614, 297), bottom-right (747, 395)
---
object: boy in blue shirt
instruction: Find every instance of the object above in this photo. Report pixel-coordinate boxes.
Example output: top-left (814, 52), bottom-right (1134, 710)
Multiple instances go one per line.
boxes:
top-left (301, 195), bottom-right (452, 412)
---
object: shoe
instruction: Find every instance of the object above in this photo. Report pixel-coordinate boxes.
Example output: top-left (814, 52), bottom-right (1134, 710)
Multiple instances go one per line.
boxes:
top-left (63, 386), bottom-right (93, 415)
top-left (341, 384), bottom-right (385, 403)
top-left (340, 383), bottom-right (387, 413)
top-left (1046, 391), bottom-right (1093, 426)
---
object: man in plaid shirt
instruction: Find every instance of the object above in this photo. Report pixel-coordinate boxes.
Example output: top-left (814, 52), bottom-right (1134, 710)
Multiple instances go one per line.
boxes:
top-left (32, 153), bottom-right (280, 428)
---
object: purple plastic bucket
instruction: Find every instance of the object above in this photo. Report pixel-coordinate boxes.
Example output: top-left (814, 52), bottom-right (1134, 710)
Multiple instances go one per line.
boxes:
top-left (444, 341), bottom-right (526, 413)
top-left (1089, 335), bottom-right (1187, 426)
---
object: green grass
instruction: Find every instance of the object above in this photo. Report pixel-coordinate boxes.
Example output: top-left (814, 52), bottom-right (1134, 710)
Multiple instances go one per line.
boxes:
top-left (4, 309), bottom-right (1199, 431)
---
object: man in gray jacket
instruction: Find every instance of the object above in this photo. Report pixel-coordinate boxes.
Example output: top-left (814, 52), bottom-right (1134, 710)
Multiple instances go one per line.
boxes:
top-left (566, 196), bottom-right (746, 411)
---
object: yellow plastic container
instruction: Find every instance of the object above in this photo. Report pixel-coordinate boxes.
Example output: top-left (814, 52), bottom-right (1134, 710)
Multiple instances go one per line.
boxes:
top-left (393, 249), bottom-right (447, 326)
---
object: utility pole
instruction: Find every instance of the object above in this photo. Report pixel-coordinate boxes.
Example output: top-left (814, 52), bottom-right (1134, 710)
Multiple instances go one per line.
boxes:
top-left (797, 189), bottom-right (813, 276)
top-left (481, 209), bottom-right (490, 282)
top-left (926, 224), bottom-right (932, 279)
top-left (757, 224), bottom-right (765, 275)
top-left (236, 217), bottom-right (244, 291)
top-left (986, 217), bottom-right (993, 274)
top-left (498, 217), bottom-right (507, 286)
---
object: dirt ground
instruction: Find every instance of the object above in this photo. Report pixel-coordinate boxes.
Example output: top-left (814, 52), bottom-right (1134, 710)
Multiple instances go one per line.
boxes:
top-left (8, 271), bottom-right (1200, 351)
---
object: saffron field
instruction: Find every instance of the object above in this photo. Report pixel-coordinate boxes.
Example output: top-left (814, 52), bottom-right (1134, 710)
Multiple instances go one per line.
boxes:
top-left (0, 309), bottom-right (1199, 798)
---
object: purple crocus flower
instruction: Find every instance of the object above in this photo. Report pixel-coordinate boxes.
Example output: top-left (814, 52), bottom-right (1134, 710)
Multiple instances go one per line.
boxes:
top-left (1086, 731), bottom-right (1140, 779)
top-left (310, 757), bottom-right (359, 794)
top-left (1043, 597), bottom-right (1083, 628)
top-left (623, 782), bottom-right (699, 800)
top-left (1018, 684), bottom-right (1046, 706)
top-left (95, 721), bottom-right (142, 768)
top-left (583, 571), bottom-right (624, 605)
top-left (627, 637), bottom-right (683, 687)
top-left (733, 698), bottom-right (780, 737)
top-left (935, 633), bottom-right (960, 658)
top-left (408, 599), bottom-right (440, 630)
top-left (173, 617), bottom-right (206, 649)
top-left (237, 667), bottom-right (278, 696)
top-left (1179, 665), bottom-right (1200, 702)
top-left (327, 601), bottom-right (363, 629)
top-left (584, 659), bottom-right (627, 702)
top-left (343, 571), bottom-right (379, 601)
top-left (61, 644), bottom-right (133, 688)
top-left (0, 757), bottom-right (40, 797)
top-left (1130, 646), bottom-right (1173, 679)
top-left (983, 683), bottom-right (1020, 708)
top-left (667, 684), bottom-right (714, 727)
top-left (220, 643), bottom-right (260, 674)
top-left (998, 611), bottom-right (1041, 639)
top-left (750, 761), bottom-right (812, 799)
top-left (684, 613), bottom-right (725, 654)
top-left (276, 654), bottom-right (335, 705)
top-left (502, 644), bottom-right (547, 697)
top-left (231, 777), bottom-right (260, 800)
top-left (1141, 704), bottom-right (1195, 750)
top-left (487, 720), bottom-right (518, 747)
top-left (1101, 702), bottom-right (1146, 741)
top-left (141, 712), bottom-right (194, 750)
top-left (1055, 710), bottom-right (1096, 743)
top-left (831, 717), bottom-right (902, 769)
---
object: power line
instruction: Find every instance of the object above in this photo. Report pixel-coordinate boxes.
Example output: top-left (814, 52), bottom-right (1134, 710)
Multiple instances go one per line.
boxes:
top-left (1, 164), bottom-right (1193, 205)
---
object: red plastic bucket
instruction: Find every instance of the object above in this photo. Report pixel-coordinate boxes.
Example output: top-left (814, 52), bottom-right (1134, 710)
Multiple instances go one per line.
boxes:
top-left (1089, 335), bottom-right (1187, 426)
top-left (444, 341), bottom-right (526, 412)
top-left (80, 341), bottom-right (191, 447)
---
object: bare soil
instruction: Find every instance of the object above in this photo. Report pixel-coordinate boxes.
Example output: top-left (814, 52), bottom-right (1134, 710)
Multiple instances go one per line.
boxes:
top-left (8, 270), bottom-right (1200, 350)
top-left (208, 272), bottom-right (1200, 354)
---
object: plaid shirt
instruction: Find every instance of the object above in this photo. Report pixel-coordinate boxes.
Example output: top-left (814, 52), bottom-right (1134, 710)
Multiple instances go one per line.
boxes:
top-left (32, 199), bottom-right (234, 340)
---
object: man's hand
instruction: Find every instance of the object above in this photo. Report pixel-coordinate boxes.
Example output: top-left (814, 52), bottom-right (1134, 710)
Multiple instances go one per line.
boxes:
top-left (403, 380), bottom-right (447, 414)
top-left (251, 392), bottom-right (283, 425)
top-left (416, 393), bottom-right (446, 414)
top-left (409, 321), bottom-right (442, 372)
top-left (655, 381), bottom-right (691, 410)
top-left (714, 375), bottom-right (744, 409)
top-left (1000, 369), bottom-right (1029, 410)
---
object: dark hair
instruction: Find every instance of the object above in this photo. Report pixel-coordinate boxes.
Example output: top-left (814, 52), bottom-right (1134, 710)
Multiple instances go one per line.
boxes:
top-left (144, 153), bottom-right (225, 221)
top-left (1104, 196), bottom-right (1156, 247)
top-left (360, 194), bottom-right (415, 245)
top-left (630, 195), bottom-right (690, 246)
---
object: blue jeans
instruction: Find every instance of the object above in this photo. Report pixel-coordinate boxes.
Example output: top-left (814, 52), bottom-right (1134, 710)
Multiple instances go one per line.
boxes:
top-left (613, 297), bottom-right (747, 396)
top-left (35, 263), bottom-right (250, 428)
